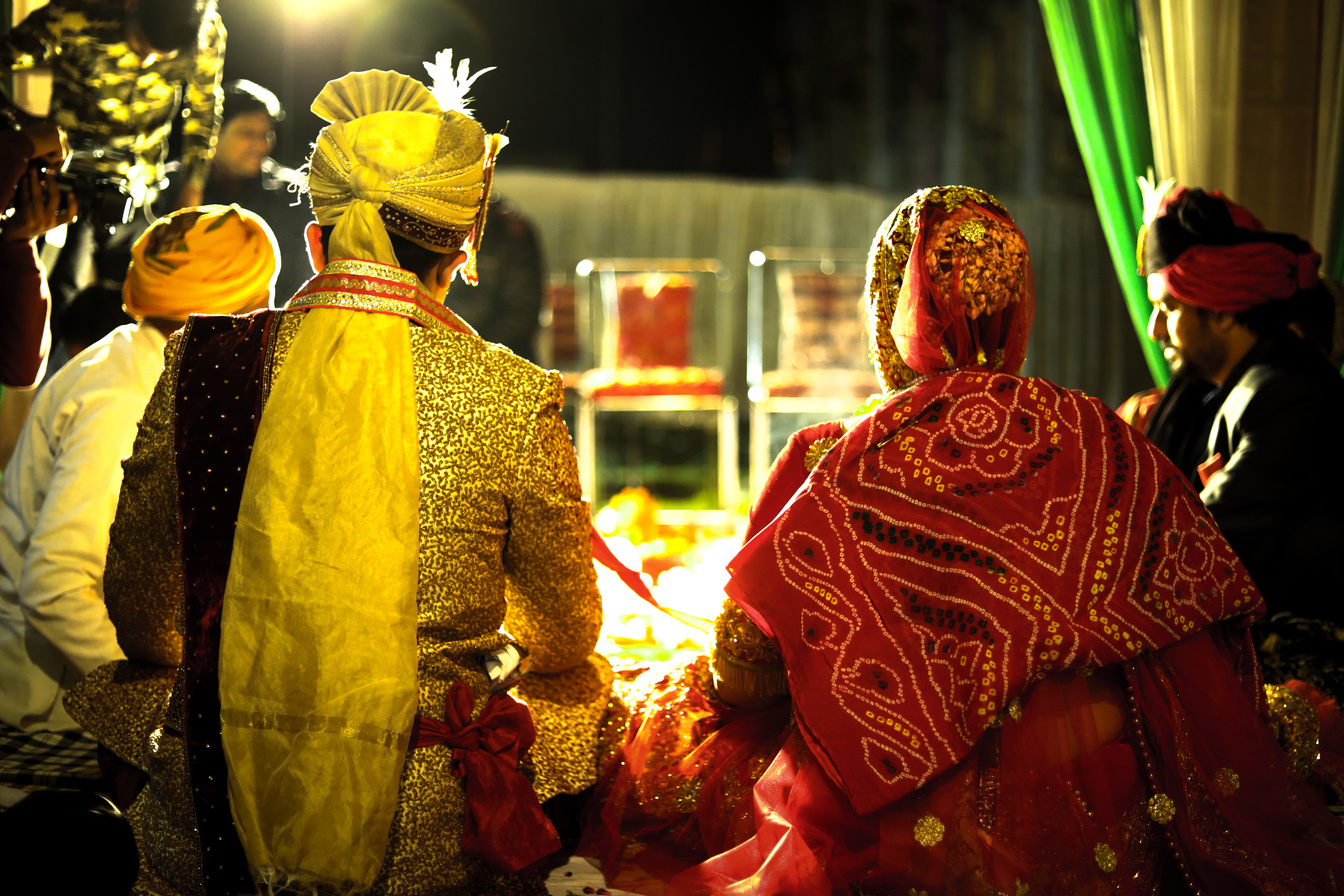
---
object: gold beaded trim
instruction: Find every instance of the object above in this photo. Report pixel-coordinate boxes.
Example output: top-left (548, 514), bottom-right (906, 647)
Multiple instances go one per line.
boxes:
top-left (1094, 842), bottom-right (1117, 873)
top-left (286, 259), bottom-right (474, 334)
top-left (379, 203), bottom-right (472, 254)
top-left (220, 707), bottom-right (409, 751)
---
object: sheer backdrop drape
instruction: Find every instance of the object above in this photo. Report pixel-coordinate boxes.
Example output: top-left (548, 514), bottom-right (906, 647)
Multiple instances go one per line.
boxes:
top-left (1137, 0), bottom-right (1344, 279)
top-left (493, 170), bottom-right (1152, 409)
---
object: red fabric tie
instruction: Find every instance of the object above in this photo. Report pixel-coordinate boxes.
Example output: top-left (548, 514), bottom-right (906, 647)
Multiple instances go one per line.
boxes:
top-left (410, 682), bottom-right (560, 872)
top-left (589, 524), bottom-right (656, 604)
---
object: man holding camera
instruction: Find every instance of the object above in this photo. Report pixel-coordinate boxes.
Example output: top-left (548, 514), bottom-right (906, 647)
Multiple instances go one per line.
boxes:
top-left (0, 118), bottom-right (71, 391)
top-left (0, 0), bottom-right (226, 322)
top-left (0, 0), bottom-right (225, 207)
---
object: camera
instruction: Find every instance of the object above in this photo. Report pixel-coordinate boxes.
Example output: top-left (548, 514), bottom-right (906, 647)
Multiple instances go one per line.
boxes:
top-left (55, 144), bottom-right (136, 232)
top-left (1, 112), bottom-right (140, 232)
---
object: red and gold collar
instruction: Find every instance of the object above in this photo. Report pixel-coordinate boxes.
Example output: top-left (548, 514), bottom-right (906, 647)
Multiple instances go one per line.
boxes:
top-left (286, 258), bottom-right (476, 335)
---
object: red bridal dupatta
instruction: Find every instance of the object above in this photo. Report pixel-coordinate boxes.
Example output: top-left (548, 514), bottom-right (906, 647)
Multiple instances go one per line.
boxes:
top-left (725, 370), bottom-right (1260, 816)
top-left (707, 372), bottom-right (1344, 896)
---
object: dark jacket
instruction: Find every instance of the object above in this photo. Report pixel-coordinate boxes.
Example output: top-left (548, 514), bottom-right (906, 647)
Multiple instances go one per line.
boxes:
top-left (1199, 329), bottom-right (1344, 619)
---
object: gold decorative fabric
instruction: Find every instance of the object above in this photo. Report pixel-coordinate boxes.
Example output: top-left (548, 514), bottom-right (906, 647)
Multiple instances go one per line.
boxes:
top-left (1264, 683), bottom-right (1321, 780)
top-left (72, 247), bottom-right (605, 893)
top-left (516, 655), bottom-right (615, 801)
top-left (103, 329), bottom-right (187, 668)
top-left (369, 314), bottom-right (602, 895)
top-left (63, 660), bottom-right (174, 771)
top-left (123, 205), bottom-right (278, 320)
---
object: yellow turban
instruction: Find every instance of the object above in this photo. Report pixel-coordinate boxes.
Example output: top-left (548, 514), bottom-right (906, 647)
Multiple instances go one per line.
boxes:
top-left (305, 51), bottom-right (507, 283)
top-left (123, 204), bottom-right (278, 320)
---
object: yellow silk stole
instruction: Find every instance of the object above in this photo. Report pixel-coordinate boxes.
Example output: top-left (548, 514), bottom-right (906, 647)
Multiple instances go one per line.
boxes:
top-left (219, 308), bottom-right (420, 889)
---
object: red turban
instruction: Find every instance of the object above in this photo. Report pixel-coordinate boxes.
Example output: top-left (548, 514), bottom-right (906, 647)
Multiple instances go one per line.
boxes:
top-left (1145, 188), bottom-right (1321, 315)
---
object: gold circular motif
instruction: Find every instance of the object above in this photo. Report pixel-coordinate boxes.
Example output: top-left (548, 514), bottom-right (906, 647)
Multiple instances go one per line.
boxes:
top-left (1147, 793), bottom-right (1176, 824)
top-left (803, 437), bottom-right (840, 472)
top-left (913, 814), bottom-right (945, 847)
top-left (1214, 767), bottom-right (1240, 796)
top-left (1094, 842), bottom-right (1117, 873)
top-left (958, 219), bottom-right (987, 242)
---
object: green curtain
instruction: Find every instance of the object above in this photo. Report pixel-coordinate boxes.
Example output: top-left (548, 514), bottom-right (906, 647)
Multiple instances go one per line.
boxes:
top-left (1328, 149), bottom-right (1344, 283)
top-left (1039, 0), bottom-right (1168, 385)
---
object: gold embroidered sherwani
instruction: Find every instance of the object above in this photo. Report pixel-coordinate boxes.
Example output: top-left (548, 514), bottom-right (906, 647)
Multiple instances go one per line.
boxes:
top-left (67, 260), bottom-right (610, 896)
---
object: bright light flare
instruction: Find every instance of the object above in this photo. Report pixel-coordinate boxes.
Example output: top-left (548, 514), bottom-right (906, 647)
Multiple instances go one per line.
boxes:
top-left (285, 0), bottom-right (355, 17)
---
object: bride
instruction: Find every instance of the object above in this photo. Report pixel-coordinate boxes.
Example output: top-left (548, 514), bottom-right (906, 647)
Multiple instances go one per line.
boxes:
top-left (578, 186), bottom-right (1344, 896)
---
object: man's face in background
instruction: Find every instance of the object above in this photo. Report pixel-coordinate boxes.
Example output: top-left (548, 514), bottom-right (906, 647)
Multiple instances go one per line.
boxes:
top-left (1146, 273), bottom-right (1228, 383)
top-left (212, 111), bottom-right (275, 182)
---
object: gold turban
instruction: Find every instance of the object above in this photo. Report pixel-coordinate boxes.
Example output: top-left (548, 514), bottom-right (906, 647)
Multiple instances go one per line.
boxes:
top-left (305, 51), bottom-right (507, 284)
top-left (123, 204), bottom-right (278, 320)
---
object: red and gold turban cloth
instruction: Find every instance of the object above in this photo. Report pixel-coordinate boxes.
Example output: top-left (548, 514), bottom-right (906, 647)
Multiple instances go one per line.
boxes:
top-left (305, 51), bottom-right (507, 285)
top-left (1139, 186), bottom-right (1321, 315)
top-left (123, 204), bottom-right (278, 320)
top-left (867, 186), bottom-right (1035, 395)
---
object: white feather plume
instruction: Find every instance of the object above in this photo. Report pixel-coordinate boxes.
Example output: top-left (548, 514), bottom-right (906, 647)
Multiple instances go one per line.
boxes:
top-left (424, 49), bottom-right (495, 118)
top-left (1138, 168), bottom-right (1177, 227)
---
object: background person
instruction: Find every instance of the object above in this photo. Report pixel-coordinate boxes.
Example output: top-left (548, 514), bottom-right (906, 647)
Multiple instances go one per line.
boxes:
top-left (0, 0), bottom-right (226, 319)
top-left (1140, 188), bottom-right (1344, 695)
top-left (1140, 187), bottom-right (1344, 612)
top-left (170, 78), bottom-right (311, 301)
top-left (0, 119), bottom-right (74, 391)
top-left (0, 206), bottom-right (275, 784)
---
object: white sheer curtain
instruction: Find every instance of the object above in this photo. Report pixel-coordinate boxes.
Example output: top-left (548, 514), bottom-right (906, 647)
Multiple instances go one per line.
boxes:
top-left (1137, 0), bottom-right (1243, 198)
top-left (1138, 0), bottom-right (1344, 255)
top-left (493, 170), bottom-right (1151, 409)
